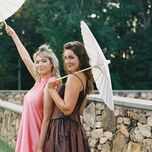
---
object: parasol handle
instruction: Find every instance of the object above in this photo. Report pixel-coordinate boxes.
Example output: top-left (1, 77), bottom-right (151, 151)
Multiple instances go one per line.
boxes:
top-left (3, 20), bottom-right (8, 27)
top-left (54, 66), bottom-right (93, 82)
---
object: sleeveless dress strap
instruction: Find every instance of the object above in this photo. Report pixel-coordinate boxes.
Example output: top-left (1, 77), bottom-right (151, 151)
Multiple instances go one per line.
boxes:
top-left (73, 74), bottom-right (85, 91)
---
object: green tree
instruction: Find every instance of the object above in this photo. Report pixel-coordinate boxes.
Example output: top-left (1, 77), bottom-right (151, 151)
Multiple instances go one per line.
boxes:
top-left (0, 0), bottom-right (151, 90)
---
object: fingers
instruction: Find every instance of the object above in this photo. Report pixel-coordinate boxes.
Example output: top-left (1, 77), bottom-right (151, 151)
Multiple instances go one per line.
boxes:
top-left (5, 25), bottom-right (10, 31)
top-left (47, 77), bottom-right (58, 89)
top-left (5, 26), bottom-right (14, 35)
top-left (48, 77), bottom-right (56, 83)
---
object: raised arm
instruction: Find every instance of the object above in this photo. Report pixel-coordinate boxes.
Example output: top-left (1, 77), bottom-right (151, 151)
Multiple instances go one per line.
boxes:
top-left (36, 86), bottom-right (54, 152)
top-left (5, 26), bottom-right (36, 80)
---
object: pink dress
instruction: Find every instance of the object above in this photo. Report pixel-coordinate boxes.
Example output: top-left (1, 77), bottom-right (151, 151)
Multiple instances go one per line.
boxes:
top-left (16, 76), bottom-right (50, 152)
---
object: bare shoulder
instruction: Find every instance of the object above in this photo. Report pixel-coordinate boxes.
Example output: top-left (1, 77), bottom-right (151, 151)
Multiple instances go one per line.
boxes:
top-left (67, 73), bottom-right (85, 82)
top-left (67, 74), bottom-right (79, 83)
top-left (66, 73), bottom-right (86, 91)
top-left (75, 73), bottom-right (86, 81)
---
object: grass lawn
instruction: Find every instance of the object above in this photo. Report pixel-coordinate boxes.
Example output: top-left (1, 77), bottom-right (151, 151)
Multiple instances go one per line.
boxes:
top-left (0, 139), bottom-right (14, 152)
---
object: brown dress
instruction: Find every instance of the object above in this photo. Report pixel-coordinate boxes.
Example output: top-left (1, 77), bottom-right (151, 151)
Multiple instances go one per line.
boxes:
top-left (45, 78), bottom-right (90, 152)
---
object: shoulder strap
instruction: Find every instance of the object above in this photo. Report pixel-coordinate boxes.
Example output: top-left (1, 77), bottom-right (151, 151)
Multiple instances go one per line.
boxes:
top-left (73, 74), bottom-right (85, 91)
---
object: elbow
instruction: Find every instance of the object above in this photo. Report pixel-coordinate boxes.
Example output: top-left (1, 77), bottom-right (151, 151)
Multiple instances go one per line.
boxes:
top-left (62, 108), bottom-right (73, 116)
top-left (63, 111), bottom-right (71, 116)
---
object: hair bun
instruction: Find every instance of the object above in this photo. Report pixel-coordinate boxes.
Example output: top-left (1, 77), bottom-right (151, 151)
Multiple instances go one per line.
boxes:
top-left (39, 44), bottom-right (53, 53)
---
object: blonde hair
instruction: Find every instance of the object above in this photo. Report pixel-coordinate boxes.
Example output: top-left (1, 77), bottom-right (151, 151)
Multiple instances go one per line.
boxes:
top-left (33, 44), bottom-right (60, 78)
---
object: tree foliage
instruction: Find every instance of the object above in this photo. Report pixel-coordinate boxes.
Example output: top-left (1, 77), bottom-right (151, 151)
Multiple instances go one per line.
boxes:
top-left (0, 0), bottom-right (151, 90)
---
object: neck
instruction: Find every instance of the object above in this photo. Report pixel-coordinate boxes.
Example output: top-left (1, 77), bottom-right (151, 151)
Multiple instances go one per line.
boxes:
top-left (40, 73), bottom-right (52, 79)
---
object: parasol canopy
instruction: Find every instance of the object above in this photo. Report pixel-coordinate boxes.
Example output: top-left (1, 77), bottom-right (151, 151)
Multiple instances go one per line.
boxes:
top-left (0, 0), bottom-right (25, 25)
top-left (80, 20), bottom-right (114, 111)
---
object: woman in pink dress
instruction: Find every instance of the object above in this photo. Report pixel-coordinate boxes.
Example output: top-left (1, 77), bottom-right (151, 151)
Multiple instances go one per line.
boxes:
top-left (6, 26), bottom-right (60, 152)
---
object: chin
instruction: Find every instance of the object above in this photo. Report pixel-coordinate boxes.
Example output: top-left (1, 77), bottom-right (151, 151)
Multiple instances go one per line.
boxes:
top-left (38, 71), bottom-right (46, 76)
top-left (67, 68), bottom-right (78, 74)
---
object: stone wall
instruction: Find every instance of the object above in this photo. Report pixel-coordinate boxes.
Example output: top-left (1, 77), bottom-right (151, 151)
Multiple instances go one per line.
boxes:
top-left (113, 90), bottom-right (152, 100)
top-left (0, 90), bottom-right (151, 104)
top-left (0, 91), bottom-right (152, 152)
top-left (0, 108), bottom-right (21, 147)
top-left (0, 90), bottom-right (26, 105)
top-left (82, 101), bottom-right (152, 152)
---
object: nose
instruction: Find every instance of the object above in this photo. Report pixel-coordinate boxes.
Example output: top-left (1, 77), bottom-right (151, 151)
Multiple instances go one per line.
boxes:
top-left (37, 61), bottom-right (43, 67)
top-left (64, 58), bottom-right (70, 64)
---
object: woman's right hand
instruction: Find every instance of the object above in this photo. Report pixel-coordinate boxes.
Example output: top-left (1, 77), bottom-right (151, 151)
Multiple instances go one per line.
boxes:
top-left (5, 26), bottom-right (15, 37)
top-left (47, 77), bottom-right (58, 90)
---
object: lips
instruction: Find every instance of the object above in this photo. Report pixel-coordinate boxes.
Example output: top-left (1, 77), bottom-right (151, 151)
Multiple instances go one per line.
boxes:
top-left (67, 63), bottom-right (72, 67)
top-left (38, 68), bottom-right (44, 71)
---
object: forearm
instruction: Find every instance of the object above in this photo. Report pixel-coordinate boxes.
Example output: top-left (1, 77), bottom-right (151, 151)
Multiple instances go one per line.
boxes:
top-left (11, 33), bottom-right (31, 62)
top-left (37, 118), bottom-right (50, 149)
top-left (11, 32), bottom-right (36, 79)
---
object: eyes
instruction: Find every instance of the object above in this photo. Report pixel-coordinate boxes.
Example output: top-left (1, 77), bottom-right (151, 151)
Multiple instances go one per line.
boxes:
top-left (64, 55), bottom-right (74, 61)
top-left (63, 49), bottom-right (79, 63)
top-left (35, 58), bottom-right (49, 64)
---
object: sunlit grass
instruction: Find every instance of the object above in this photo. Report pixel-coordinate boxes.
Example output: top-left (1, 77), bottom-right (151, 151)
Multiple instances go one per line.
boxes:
top-left (0, 139), bottom-right (14, 152)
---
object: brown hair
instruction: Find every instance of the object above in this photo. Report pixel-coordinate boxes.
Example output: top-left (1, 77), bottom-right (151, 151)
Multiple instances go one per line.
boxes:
top-left (63, 41), bottom-right (94, 94)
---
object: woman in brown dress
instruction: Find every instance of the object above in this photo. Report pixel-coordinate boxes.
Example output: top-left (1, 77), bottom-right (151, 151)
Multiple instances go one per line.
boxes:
top-left (37, 41), bottom-right (94, 152)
